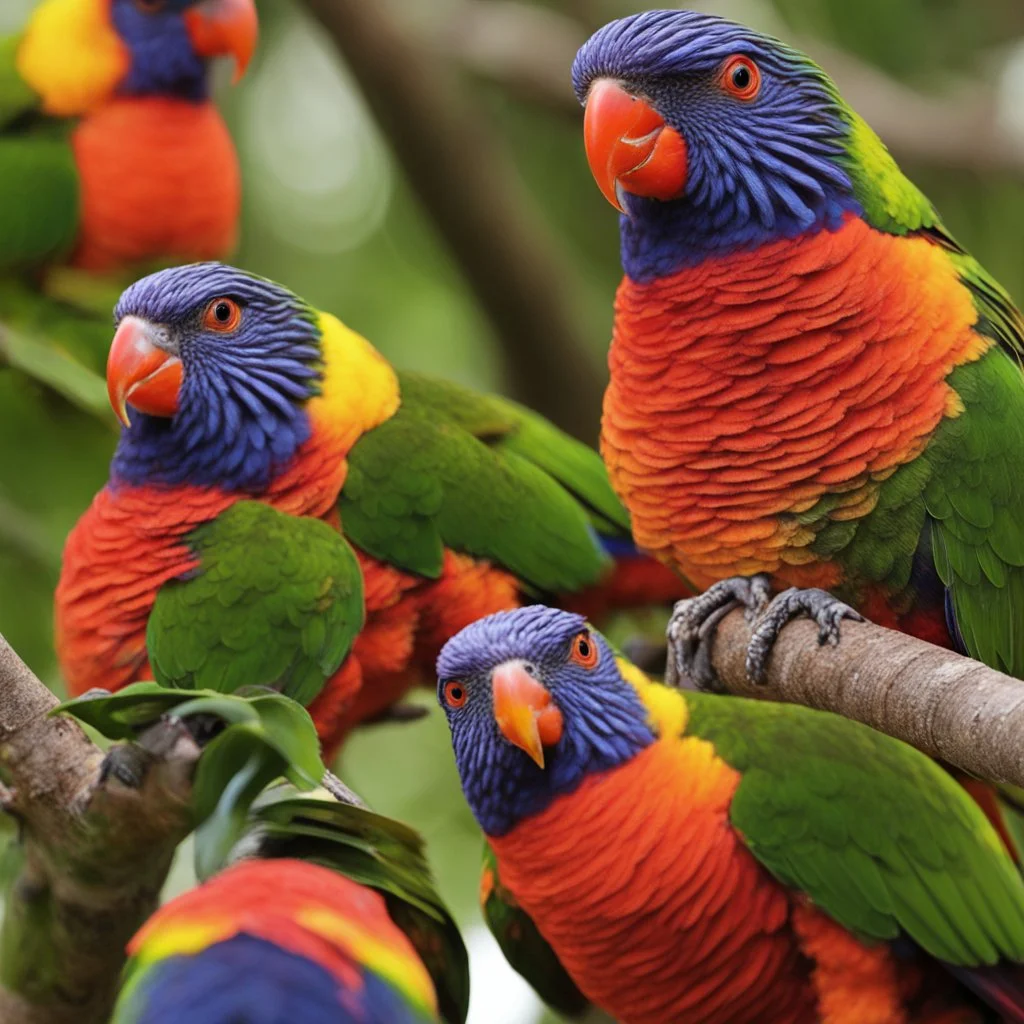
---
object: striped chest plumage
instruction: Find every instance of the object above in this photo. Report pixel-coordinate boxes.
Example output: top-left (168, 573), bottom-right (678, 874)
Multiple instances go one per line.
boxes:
top-left (602, 215), bottom-right (987, 592)
top-left (487, 738), bottom-right (817, 1024)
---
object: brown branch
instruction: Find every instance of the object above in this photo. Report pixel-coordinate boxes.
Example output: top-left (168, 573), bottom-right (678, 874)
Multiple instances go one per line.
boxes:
top-left (298, 0), bottom-right (605, 442)
top-left (692, 609), bottom-right (1024, 788)
top-left (434, 1), bottom-right (1024, 177)
top-left (0, 634), bottom-right (199, 1024)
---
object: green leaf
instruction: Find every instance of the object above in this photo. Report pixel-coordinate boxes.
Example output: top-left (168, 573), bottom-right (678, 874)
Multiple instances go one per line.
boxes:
top-left (0, 324), bottom-right (113, 423)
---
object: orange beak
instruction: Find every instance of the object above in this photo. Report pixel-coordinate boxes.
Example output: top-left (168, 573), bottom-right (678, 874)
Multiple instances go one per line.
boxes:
top-left (107, 317), bottom-right (183, 428)
top-left (492, 661), bottom-right (564, 769)
top-left (583, 78), bottom-right (688, 214)
top-left (184, 0), bottom-right (259, 83)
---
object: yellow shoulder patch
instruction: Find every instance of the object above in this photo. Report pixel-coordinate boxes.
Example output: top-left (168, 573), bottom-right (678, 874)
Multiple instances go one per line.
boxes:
top-left (306, 311), bottom-right (401, 445)
top-left (615, 655), bottom-right (689, 737)
top-left (16, 0), bottom-right (128, 117)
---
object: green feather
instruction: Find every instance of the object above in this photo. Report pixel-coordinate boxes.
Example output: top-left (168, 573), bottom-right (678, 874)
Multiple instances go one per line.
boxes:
top-left (340, 372), bottom-right (622, 593)
top-left (147, 502), bottom-right (365, 705)
top-left (683, 692), bottom-right (1024, 965)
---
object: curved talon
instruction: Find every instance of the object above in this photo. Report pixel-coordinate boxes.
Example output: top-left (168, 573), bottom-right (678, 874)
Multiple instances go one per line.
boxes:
top-left (666, 574), bottom-right (775, 692)
top-left (746, 587), bottom-right (864, 684)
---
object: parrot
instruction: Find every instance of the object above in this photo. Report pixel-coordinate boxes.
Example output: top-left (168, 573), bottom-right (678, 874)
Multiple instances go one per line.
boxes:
top-left (0, 0), bottom-right (256, 277)
top-left (112, 860), bottom-right (440, 1023)
top-left (54, 261), bottom-right (677, 758)
top-left (111, 782), bottom-right (471, 1023)
top-left (439, 605), bottom-right (1024, 1024)
top-left (570, 9), bottom-right (1024, 686)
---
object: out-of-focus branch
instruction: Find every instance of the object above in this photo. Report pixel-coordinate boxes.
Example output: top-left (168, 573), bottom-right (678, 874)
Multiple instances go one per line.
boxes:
top-left (692, 609), bottom-right (1024, 788)
top-left (299, 0), bottom-right (606, 442)
top-left (434, 0), bottom-right (1024, 177)
top-left (0, 634), bottom-right (198, 1024)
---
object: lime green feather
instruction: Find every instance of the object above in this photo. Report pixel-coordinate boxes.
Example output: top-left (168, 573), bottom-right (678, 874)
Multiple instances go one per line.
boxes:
top-left (147, 502), bottom-right (365, 706)
top-left (0, 32), bottom-right (39, 128)
top-left (683, 692), bottom-right (1024, 965)
top-left (340, 372), bottom-right (621, 593)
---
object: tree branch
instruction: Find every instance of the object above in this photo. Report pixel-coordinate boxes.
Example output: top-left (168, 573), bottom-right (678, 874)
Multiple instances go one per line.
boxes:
top-left (693, 609), bottom-right (1024, 788)
top-left (298, 0), bottom-right (606, 441)
top-left (435, 1), bottom-right (1024, 177)
top-left (0, 634), bottom-right (199, 1024)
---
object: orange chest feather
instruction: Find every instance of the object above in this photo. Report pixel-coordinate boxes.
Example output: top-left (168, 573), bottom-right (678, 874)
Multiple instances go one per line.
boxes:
top-left (603, 217), bottom-right (987, 589)
top-left (56, 435), bottom-right (348, 695)
top-left (487, 739), bottom-right (817, 1024)
top-left (70, 97), bottom-right (240, 271)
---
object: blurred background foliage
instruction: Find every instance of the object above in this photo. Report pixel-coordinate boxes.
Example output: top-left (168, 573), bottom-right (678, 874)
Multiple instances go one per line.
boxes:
top-left (1, 1), bottom-right (1023, 1020)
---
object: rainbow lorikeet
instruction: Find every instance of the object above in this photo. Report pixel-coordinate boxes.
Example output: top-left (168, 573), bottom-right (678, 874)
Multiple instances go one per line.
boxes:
top-left (571, 10), bottom-right (1024, 687)
top-left (112, 860), bottom-right (441, 1023)
top-left (439, 606), bottom-right (1024, 1024)
top-left (1, 0), bottom-right (256, 276)
top-left (54, 262), bottom-right (670, 756)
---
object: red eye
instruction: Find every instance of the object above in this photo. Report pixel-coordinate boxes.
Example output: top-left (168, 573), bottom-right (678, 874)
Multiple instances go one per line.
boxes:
top-left (203, 298), bottom-right (242, 333)
top-left (444, 681), bottom-right (467, 708)
top-left (721, 56), bottom-right (761, 101)
top-left (569, 632), bottom-right (598, 669)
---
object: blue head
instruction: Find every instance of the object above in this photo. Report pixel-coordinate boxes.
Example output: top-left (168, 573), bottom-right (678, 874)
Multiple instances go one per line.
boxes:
top-left (437, 606), bottom-right (655, 837)
top-left (108, 263), bottom-right (323, 491)
top-left (110, 0), bottom-right (257, 101)
top-left (125, 934), bottom-right (426, 1024)
top-left (572, 10), bottom-right (862, 279)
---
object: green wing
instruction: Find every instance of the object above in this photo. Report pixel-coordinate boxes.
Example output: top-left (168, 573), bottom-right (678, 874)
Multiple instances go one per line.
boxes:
top-left (480, 842), bottom-right (591, 1019)
top-left (835, 110), bottom-right (1024, 675)
top-left (147, 501), bottom-right (365, 706)
top-left (339, 372), bottom-right (626, 593)
top-left (684, 692), bottom-right (1024, 965)
top-left (0, 32), bottom-right (80, 273)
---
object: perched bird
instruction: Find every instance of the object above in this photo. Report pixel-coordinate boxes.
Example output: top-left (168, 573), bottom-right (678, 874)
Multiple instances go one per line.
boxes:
top-left (112, 860), bottom-right (440, 1023)
top-left (572, 11), bottom-right (1024, 683)
top-left (55, 262), bottom-right (653, 755)
top-left (1, 0), bottom-right (256, 276)
top-left (439, 605), bottom-right (1024, 1024)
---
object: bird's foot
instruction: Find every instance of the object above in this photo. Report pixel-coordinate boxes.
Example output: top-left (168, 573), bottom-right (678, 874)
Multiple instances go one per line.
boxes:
top-left (666, 575), bottom-right (773, 692)
top-left (99, 743), bottom-right (153, 789)
top-left (746, 587), bottom-right (863, 684)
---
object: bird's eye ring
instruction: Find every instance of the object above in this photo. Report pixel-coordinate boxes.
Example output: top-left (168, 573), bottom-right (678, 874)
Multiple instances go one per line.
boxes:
top-left (569, 631), bottom-right (599, 669)
top-left (721, 56), bottom-right (761, 101)
top-left (444, 681), bottom-right (467, 708)
top-left (203, 298), bottom-right (242, 333)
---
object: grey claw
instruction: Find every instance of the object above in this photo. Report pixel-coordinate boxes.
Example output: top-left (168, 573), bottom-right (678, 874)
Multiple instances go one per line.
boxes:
top-left (99, 743), bottom-right (153, 789)
top-left (666, 575), bottom-right (776, 692)
top-left (746, 587), bottom-right (864, 684)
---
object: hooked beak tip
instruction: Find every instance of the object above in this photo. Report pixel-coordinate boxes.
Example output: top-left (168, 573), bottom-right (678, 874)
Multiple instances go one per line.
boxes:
top-left (492, 662), bottom-right (563, 770)
top-left (185, 0), bottom-right (259, 82)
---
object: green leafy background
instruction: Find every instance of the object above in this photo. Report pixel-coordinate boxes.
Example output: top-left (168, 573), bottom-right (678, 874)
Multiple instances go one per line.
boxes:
top-left (2, 1), bottom-right (1024, 1021)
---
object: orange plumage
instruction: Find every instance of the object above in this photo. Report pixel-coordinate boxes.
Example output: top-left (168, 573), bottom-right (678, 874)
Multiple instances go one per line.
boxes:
top-left (71, 98), bottom-right (240, 271)
top-left (603, 215), bottom-right (987, 594)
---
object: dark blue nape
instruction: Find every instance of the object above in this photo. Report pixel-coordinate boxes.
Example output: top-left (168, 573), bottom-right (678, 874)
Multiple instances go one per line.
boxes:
top-left (438, 606), bottom-right (656, 837)
top-left (571, 9), bottom-right (864, 280)
top-left (110, 263), bottom-right (322, 493)
top-left (111, 0), bottom-right (208, 101)
top-left (129, 935), bottom-right (427, 1024)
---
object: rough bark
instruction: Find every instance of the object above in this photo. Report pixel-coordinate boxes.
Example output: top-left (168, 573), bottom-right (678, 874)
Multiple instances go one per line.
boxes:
top-left (0, 634), bottom-right (199, 1024)
top-left (298, 0), bottom-right (606, 442)
top-left (702, 609), bottom-right (1024, 788)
